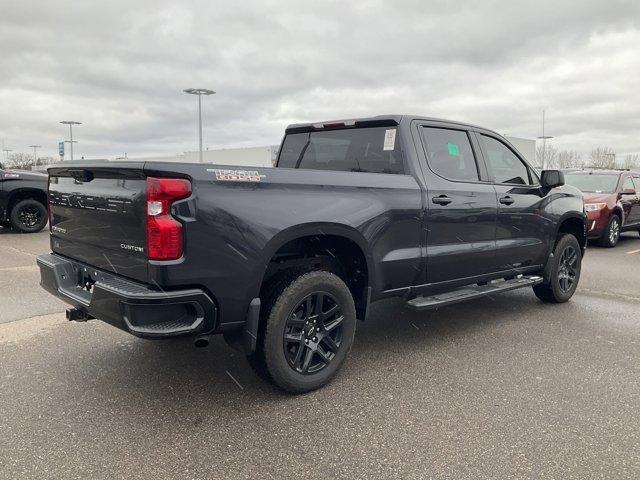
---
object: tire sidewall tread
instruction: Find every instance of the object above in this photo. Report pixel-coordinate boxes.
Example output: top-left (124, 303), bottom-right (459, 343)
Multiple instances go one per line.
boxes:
top-left (599, 214), bottom-right (620, 248)
top-left (259, 270), bottom-right (356, 394)
top-left (534, 234), bottom-right (582, 303)
top-left (10, 199), bottom-right (47, 233)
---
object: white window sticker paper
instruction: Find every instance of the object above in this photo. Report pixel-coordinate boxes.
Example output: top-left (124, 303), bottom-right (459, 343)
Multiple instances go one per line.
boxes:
top-left (383, 129), bottom-right (396, 151)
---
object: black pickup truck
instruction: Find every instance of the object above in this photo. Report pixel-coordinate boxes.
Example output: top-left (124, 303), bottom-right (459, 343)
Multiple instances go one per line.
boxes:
top-left (37, 115), bottom-right (586, 393)
top-left (0, 164), bottom-right (48, 233)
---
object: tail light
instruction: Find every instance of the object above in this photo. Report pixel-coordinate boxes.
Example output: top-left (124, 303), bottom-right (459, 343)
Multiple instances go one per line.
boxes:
top-left (47, 177), bottom-right (52, 232)
top-left (146, 177), bottom-right (191, 260)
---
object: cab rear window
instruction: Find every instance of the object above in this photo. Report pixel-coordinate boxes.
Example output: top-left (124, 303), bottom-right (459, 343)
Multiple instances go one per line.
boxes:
top-left (277, 127), bottom-right (404, 174)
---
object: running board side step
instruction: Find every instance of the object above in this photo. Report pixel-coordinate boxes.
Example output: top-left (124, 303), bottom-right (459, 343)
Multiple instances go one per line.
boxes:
top-left (407, 275), bottom-right (544, 311)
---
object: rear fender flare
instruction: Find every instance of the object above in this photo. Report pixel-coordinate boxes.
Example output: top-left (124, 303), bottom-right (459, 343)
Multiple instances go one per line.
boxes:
top-left (7, 188), bottom-right (47, 210)
top-left (252, 222), bottom-right (374, 299)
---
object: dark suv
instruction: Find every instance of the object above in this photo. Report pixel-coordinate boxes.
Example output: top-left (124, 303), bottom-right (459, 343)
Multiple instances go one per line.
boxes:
top-left (564, 169), bottom-right (640, 247)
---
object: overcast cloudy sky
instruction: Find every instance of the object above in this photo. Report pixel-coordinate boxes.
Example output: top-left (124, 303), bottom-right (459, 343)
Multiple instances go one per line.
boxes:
top-left (1, 0), bottom-right (639, 160)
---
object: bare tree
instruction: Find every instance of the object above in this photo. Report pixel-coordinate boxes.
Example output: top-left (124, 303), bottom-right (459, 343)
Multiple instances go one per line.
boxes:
top-left (588, 146), bottom-right (616, 168)
top-left (556, 150), bottom-right (583, 169)
top-left (6, 153), bottom-right (33, 170)
top-left (623, 154), bottom-right (639, 170)
top-left (536, 145), bottom-right (558, 169)
top-left (6, 153), bottom-right (54, 170)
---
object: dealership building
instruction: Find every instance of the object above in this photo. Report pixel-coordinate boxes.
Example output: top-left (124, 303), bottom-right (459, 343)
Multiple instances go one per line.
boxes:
top-left (134, 135), bottom-right (536, 169)
top-left (505, 136), bottom-right (537, 168)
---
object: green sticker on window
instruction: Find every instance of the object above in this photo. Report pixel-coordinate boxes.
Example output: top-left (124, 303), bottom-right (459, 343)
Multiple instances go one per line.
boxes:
top-left (447, 143), bottom-right (460, 156)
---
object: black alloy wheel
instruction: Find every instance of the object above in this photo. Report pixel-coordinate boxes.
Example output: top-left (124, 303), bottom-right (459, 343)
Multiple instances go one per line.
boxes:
top-left (533, 233), bottom-right (582, 303)
top-left (9, 199), bottom-right (48, 233)
top-left (283, 292), bottom-right (344, 375)
top-left (248, 270), bottom-right (357, 394)
top-left (18, 204), bottom-right (42, 228)
top-left (556, 244), bottom-right (578, 294)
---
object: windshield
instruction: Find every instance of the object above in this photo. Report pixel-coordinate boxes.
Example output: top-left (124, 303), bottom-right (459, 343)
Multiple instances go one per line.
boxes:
top-left (564, 173), bottom-right (618, 193)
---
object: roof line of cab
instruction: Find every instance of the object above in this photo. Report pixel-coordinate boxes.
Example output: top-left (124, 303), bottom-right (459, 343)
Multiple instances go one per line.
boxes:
top-left (285, 114), bottom-right (502, 137)
top-left (565, 168), bottom-right (636, 174)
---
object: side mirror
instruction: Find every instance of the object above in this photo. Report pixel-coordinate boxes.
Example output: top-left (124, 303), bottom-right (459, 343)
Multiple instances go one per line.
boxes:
top-left (541, 169), bottom-right (564, 188)
top-left (621, 188), bottom-right (636, 195)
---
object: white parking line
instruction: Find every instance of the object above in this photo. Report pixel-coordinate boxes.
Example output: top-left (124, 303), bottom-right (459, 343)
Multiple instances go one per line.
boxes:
top-left (0, 265), bottom-right (39, 272)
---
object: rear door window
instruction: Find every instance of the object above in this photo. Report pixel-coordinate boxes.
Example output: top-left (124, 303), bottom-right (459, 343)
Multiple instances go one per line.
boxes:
top-left (420, 127), bottom-right (479, 182)
top-left (277, 127), bottom-right (404, 174)
top-left (480, 135), bottom-right (532, 185)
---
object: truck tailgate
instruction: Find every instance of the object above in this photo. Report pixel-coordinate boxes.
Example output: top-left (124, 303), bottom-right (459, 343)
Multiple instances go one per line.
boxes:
top-left (48, 163), bottom-right (148, 282)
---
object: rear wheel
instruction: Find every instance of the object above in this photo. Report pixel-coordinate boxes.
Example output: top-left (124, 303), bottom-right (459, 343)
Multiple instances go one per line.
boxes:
top-left (248, 270), bottom-right (356, 394)
top-left (599, 214), bottom-right (620, 248)
top-left (533, 234), bottom-right (582, 303)
top-left (9, 199), bottom-right (47, 233)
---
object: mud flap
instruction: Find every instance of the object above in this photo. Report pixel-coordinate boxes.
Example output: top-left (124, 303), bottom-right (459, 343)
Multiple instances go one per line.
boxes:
top-left (542, 252), bottom-right (555, 284)
top-left (242, 298), bottom-right (261, 354)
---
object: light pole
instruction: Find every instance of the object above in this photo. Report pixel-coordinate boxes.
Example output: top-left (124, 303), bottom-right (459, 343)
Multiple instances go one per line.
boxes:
top-left (537, 109), bottom-right (553, 170)
top-left (29, 145), bottom-right (41, 164)
top-left (2, 149), bottom-right (12, 163)
top-left (60, 121), bottom-right (81, 160)
top-left (183, 88), bottom-right (215, 163)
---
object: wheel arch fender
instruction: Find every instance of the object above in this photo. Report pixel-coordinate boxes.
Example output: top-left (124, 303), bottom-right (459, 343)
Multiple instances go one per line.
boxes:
top-left (7, 188), bottom-right (47, 211)
top-left (543, 214), bottom-right (585, 283)
top-left (253, 222), bottom-right (375, 298)
top-left (612, 203), bottom-right (624, 223)
top-left (554, 211), bottom-right (587, 252)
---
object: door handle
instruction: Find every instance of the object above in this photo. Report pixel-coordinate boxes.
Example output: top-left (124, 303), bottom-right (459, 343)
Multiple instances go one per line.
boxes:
top-left (499, 196), bottom-right (515, 205)
top-left (432, 195), bottom-right (452, 206)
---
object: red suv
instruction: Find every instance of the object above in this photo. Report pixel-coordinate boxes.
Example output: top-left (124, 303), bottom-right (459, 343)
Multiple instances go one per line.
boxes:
top-left (564, 169), bottom-right (640, 247)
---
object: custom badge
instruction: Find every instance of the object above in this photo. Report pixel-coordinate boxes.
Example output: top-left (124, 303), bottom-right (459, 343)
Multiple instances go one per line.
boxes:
top-left (207, 168), bottom-right (266, 182)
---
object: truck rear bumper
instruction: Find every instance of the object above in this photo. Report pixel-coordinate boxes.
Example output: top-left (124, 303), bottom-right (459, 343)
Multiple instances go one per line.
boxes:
top-left (37, 253), bottom-right (217, 338)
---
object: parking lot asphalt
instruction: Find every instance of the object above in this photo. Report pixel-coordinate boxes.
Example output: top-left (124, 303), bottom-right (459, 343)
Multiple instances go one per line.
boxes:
top-left (1, 228), bottom-right (639, 479)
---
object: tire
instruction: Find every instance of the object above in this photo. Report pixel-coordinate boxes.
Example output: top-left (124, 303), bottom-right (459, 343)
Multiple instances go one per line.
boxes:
top-left (248, 270), bottom-right (357, 394)
top-left (9, 199), bottom-right (47, 233)
top-left (598, 214), bottom-right (620, 248)
top-left (533, 234), bottom-right (582, 303)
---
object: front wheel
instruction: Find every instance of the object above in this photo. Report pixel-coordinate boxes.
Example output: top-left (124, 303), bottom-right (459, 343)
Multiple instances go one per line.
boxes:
top-left (249, 270), bottom-right (357, 394)
top-left (10, 199), bottom-right (48, 233)
top-left (533, 234), bottom-right (582, 303)
top-left (599, 214), bottom-right (620, 248)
